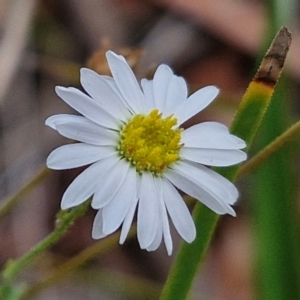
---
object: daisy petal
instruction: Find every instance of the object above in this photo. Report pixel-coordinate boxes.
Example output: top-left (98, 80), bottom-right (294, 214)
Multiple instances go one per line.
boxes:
top-left (119, 175), bottom-right (141, 244)
top-left (141, 79), bottom-right (155, 111)
top-left (184, 161), bottom-right (238, 206)
top-left (92, 210), bottom-right (107, 239)
top-left (61, 159), bottom-right (113, 209)
top-left (106, 51), bottom-right (145, 113)
top-left (55, 86), bottom-right (120, 129)
top-left (146, 177), bottom-right (173, 254)
top-left (182, 122), bottom-right (246, 149)
top-left (155, 179), bottom-right (173, 255)
top-left (80, 68), bottom-right (131, 121)
top-left (146, 225), bottom-right (162, 252)
top-left (119, 197), bottom-right (138, 244)
top-left (100, 75), bottom-right (125, 100)
top-left (165, 163), bottom-right (236, 216)
top-left (55, 119), bottom-right (118, 146)
top-left (175, 161), bottom-right (238, 206)
top-left (163, 76), bottom-right (188, 116)
top-left (166, 168), bottom-right (234, 215)
top-left (173, 86), bottom-right (219, 126)
top-left (152, 64), bottom-right (173, 110)
top-left (160, 178), bottom-right (196, 243)
top-left (137, 172), bottom-right (159, 249)
top-left (47, 144), bottom-right (115, 170)
top-left (92, 159), bottom-right (130, 209)
top-left (102, 167), bottom-right (137, 235)
top-left (162, 209), bottom-right (173, 256)
top-left (45, 114), bottom-right (82, 130)
top-left (181, 148), bottom-right (247, 167)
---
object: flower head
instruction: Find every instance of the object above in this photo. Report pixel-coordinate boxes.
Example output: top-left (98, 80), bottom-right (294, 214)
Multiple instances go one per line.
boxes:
top-left (46, 51), bottom-right (246, 255)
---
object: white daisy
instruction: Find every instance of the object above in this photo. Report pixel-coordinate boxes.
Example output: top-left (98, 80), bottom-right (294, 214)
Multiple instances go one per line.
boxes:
top-left (46, 50), bottom-right (247, 255)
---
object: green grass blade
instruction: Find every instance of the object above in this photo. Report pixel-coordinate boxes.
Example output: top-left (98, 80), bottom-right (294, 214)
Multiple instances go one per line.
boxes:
top-left (160, 27), bottom-right (291, 300)
top-left (251, 78), bottom-right (300, 300)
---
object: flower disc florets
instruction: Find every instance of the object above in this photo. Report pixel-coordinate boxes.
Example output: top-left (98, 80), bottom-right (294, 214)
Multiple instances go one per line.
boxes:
top-left (118, 109), bottom-right (182, 174)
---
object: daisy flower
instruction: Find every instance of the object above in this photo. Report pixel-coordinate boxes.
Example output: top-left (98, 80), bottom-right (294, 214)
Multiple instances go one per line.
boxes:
top-left (46, 50), bottom-right (246, 255)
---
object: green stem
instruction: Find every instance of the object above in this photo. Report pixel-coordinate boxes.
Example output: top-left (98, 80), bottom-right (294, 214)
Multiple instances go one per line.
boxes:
top-left (160, 206), bottom-right (218, 299)
top-left (19, 225), bottom-right (137, 300)
top-left (0, 167), bottom-right (51, 220)
top-left (251, 3), bottom-right (300, 299)
top-left (2, 201), bottom-right (89, 282)
top-left (251, 78), bottom-right (300, 300)
top-left (237, 118), bottom-right (300, 179)
top-left (160, 26), bottom-right (289, 300)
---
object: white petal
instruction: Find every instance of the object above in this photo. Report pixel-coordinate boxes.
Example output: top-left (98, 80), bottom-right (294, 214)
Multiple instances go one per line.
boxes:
top-left (165, 162), bottom-right (236, 216)
top-left (47, 144), bottom-right (115, 170)
top-left (102, 167), bottom-right (137, 235)
top-left (92, 210), bottom-right (107, 239)
top-left (165, 168), bottom-right (232, 215)
top-left (146, 177), bottom-right (173, 254)
top-left (155, 178), bottom-right (173, 255)
top-left (100, 75), bottom-right (125, 100)
top-left (137, 172), bottom-right (159, 249)
top-left (152, 64), bottom-right (173, 110)
top-left (46, 114), bottom-right (119, 147)
top-left (61, 159), bottom-right (113, 209)
top-left (106, 51), bottom-right (145, 114)
top-left (100, 75), bottom-right (137, 115)
top-left (163, 76), bottom-right (188, 116)
top-left (160, 178), bottom-right (196, 243)
top-left (177, 161), bottom-right (238, 206)
top-left (162, 209), bottom-right (173, 256)
top-left (141, 79), bottom-right (155, 112)
top-left (119, 175), bottom-right (141, 244)
top-left (91, 158), bottom-right (130, 209)
top-left (181, 122), bottom-right (246, 149)
top-left (45, 114), bottom-right (82, 130)
top-left (146, 225), bottom-right (162, 252)
top-left (119, 197), bottom-right (138, 244)
top-left (181, 148), bottom-right (247, 167)
top-left (173, 86), bottom-right (219, 126)
top-left (55, 119), bottom-right (119, 146)
top-left (55, 86), bottom-right (121, 129)
top-left (80, 68), bottom-right (131, 121)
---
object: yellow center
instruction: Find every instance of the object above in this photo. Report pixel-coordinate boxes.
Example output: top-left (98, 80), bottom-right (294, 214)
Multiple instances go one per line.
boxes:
top-left (118, 109), bottom-right (182, 174)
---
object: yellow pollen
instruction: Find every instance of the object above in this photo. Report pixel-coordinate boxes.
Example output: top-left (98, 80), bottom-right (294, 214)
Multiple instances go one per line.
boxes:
top-left (118, 109), bottom-right (182, 174)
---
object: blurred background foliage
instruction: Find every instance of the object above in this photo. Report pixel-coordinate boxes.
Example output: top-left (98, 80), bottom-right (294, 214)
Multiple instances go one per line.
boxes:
top-left (0, 0), bottom-right (300, 299)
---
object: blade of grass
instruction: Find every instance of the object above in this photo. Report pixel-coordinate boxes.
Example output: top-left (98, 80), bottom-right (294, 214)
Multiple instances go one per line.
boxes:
top-left (160, 27), bottom-right (292, 300)
top-left (251, 74), bottom-right (300, 300)
top-left (251, 2), bottom-right (300, 299)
